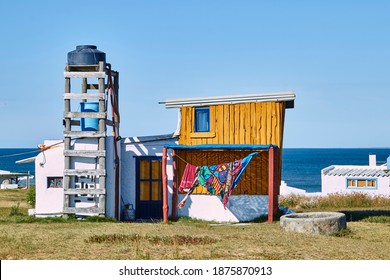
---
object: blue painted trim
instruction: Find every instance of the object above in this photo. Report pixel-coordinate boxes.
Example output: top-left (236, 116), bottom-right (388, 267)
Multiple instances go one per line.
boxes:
top-left (164, 144), bottom-right (278, 150)
top-left (345, 177), bottom-right (378, 190)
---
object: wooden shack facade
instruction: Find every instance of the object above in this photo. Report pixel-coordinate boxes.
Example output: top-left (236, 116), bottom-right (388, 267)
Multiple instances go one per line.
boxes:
top-left (160, 92), bottom-right (295, 223)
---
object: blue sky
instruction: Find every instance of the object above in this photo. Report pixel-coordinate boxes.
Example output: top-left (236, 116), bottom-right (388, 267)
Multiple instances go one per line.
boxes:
top-left (0, 0), bottom-right (389, 148)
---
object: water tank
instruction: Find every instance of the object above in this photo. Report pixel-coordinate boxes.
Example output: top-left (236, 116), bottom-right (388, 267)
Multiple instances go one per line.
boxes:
top-left (67, 45), bottom-right (106, 65)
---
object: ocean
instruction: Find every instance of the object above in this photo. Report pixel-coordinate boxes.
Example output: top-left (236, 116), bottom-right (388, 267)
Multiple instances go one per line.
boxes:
top-left (0, 148), bottom-right (40, 185)
top-left (1, 148), bottom-right (390, 192)
top-left (282, 148), bottom-right (390, 192)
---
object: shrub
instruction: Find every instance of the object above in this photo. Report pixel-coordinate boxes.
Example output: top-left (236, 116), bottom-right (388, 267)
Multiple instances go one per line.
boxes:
top-left (9, 203), bottom-right (24, 216)
top-left (26, 186), bottom-right (36, 207)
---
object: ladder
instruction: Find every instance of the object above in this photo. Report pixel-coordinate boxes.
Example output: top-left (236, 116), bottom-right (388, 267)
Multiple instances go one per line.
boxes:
top-left (62, 61), bottom-right (119, 216)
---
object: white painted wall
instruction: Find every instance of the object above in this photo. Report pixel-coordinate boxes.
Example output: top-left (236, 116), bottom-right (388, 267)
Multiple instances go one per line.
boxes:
top-left (321, 166), bottom-right (390, 196)
top-left (177, 194), bottom-right (269, 222)
top-left (35, 138), bottom-right (117, 217)
top-left (120, 137), bottom-right (177, 219)
top-left (35, 140), bottom-right (64, 216)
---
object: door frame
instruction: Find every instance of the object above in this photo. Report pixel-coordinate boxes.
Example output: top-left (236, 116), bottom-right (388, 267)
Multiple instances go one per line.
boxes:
top-left (135, 156), bottom-right (163, 220)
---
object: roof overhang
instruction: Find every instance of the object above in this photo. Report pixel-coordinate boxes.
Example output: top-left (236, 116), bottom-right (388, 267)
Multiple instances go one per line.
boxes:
top-left (159, 92), bottom-right (295, 109)
top-left (164, 144), bottom-right (277, 150)
top-left (0, 172), bottom-right (30, 178)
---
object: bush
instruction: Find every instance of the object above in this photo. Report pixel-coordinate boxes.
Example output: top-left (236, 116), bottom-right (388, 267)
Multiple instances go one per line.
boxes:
top-left (9, 203), bottom-right (24, 216)
top-left (26, 186), bottom-right (36, 207)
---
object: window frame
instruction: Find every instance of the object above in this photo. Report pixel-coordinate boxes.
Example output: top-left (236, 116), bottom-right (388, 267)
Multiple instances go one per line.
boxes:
top-left (194, 107), bottom-right (210, 133)
top-left (47, 177), bottom-right (63, 188)
top-left (346, 178), bottom-right (378, 190)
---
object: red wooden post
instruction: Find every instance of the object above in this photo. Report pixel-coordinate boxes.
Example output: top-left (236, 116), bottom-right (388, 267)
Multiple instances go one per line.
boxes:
top-left (273, 146), bottom-right (280, 215)
top-left (162, 147), bottom-right (168, 223)
top-left (268, 145), bottom-right (278, 223)
top-left (171, 149), bottom-right (178, 220)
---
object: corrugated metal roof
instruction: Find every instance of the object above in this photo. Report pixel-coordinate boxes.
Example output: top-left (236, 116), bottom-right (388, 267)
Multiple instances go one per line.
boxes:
top-left (159, 92), bottom-right (296, 108)
top-left (323, 166), bottom-right (390, 177)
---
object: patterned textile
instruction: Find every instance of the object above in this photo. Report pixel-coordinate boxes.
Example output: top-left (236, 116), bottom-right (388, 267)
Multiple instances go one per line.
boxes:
top-left (178, 152), bottom-right (258, 209)
top-left (178, 163), bottom-right (198, 192)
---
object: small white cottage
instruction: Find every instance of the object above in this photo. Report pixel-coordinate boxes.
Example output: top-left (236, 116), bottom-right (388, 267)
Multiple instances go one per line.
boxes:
top-left (321, 154), bottom-right (390, 195)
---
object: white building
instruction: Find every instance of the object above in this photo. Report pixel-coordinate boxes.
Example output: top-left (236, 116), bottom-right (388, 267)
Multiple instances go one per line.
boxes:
top-left (321, 154), bottom-right (390, 196)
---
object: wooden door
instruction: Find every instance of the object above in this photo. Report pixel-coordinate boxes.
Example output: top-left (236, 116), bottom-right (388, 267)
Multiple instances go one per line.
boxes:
top-left (135, 157), bottom-right (163, 220)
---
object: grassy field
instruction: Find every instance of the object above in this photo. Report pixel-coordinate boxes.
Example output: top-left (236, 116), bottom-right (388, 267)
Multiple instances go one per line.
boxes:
top-left (0, 189), bottom-right (390, 260)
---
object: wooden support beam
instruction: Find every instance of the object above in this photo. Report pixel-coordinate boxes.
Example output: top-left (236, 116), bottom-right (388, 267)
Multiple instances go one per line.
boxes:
top-left (64, 93), bottom-right (105, 100)
top-left (171, 149), bottom-right (178, 220)
top-left (64, 189), bottom-right (105, 195)
top-left (63, 131), bottom-right (105, 138)
top-left (162, 147), bottom-right (168, 223)
top-left (64, 169), bottom-right (106, 176)
top-left (63, 207), bottom-right (104, 214)
top-left (64, 71), bottom-right (105, 78)
top-left (268, 146), bottom-right (279, 223)
top-left (63, 112), bottom-right (106, 119)
top-left (64, 150), bottom-right (106, 157)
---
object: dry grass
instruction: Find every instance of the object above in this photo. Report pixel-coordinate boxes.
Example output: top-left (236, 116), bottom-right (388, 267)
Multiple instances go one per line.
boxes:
top-left (1, 189), bottom-right (390, 260)
top-left (280, 192), bottom-right (390, 210)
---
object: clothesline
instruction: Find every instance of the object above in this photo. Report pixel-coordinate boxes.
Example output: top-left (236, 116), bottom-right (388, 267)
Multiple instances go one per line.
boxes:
top-left (173, 153), bottom-right (190, 165)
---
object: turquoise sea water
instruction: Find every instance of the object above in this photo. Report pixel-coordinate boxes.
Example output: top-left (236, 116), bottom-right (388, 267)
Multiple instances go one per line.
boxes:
top-left (1, 148), bottom-right (390, 191)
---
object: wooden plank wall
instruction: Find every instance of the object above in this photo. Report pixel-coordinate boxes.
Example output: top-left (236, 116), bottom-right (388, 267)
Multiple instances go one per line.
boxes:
top-left (176, 150), bottom-right (269, 195)
top-left (179, 101), bottom-right (286, 147)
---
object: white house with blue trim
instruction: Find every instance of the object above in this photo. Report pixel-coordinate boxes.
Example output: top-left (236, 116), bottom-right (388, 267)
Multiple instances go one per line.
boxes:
top-left (321, 154), bottom-right (390, 195)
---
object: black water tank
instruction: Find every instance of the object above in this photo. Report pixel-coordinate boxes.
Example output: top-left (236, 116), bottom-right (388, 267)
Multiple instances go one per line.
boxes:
top-left (67, 45), bottom-right (106, 65)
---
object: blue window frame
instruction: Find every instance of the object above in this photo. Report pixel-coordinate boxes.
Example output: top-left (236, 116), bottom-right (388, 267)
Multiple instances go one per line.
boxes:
top-left (194, 107), bottom-right (210, 132)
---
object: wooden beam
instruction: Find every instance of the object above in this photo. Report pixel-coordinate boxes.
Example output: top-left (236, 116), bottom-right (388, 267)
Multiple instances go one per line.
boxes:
top-left (162, 147), bottom-right (168, 223)
top-left (268, 146), bottom-right (279, 223)
top-left (63, 207), bottom-right (104, 214)
top-left (64, 169), bottom-right (106, 176)
top-left (171, 149), bottom-right (178, 220)
top-left (63, 112), bottom-right (107, 119)
top-left (64, 93), bottom-right (105, 100)
top-left (64, 150), bottom-right (106, 157)
top-left (64, 189), bottom-right (105, 195)
top-left (64, 71), bottom-right (105, 78)
top-left (63, 131), bottom-right (105, 138)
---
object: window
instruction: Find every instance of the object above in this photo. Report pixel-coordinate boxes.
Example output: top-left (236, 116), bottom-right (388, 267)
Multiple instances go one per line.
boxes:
top-left (346, 178), bottom-right (377, 189)
top-left (138, 159), bottom-right (162, 201)
top-left (47, 177), bottom-right (63, 188)
top-left (194, 107), bottom-right (210, 132)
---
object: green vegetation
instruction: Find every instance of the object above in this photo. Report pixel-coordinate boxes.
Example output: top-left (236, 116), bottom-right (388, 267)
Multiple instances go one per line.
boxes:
top-left (26, 186), bottom-right (36, 207)
top-left (0, 189), bottom-right (389, 260)
top-left (361, 215), bottom-right (390, 223)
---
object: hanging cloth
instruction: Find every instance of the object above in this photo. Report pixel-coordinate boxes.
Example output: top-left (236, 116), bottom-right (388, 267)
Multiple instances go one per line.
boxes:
top-left (178, 152), bottom-right (258, 209)
top-left (178, 163), bottom-right (198, 193)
